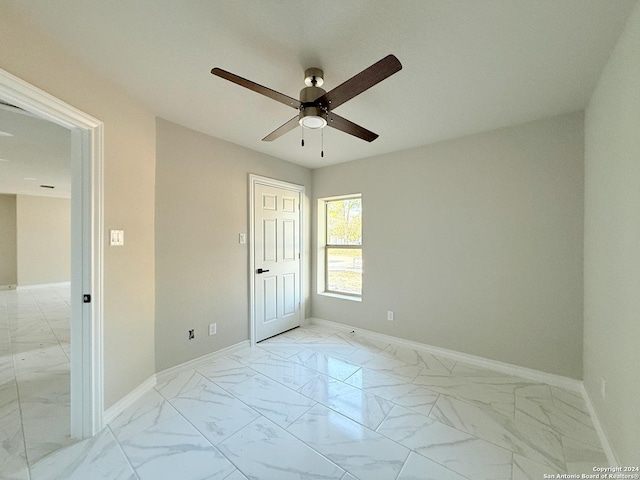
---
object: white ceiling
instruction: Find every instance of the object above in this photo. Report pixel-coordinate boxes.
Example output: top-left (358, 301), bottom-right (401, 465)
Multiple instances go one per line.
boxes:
top-left (0, 104), bottom-right (71, 198)
top-left (2, 1), bottom-right (637, 168)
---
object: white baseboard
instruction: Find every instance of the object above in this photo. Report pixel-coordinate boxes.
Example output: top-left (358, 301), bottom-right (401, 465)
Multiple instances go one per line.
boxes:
top-left (155, 340), bottom-right (251, 385)
top-left (16, 281), bottom-right (71, 290)
top-left (581, 385), bottom-right (619, 467)
top-left (103, 340), bottom-right (251, 427)
top-left (103, 374), bottom-right (157, 426)
top-left (309, 317), bottom-right (582, 392)
top-left (310, 317), bottom-right (625, 464)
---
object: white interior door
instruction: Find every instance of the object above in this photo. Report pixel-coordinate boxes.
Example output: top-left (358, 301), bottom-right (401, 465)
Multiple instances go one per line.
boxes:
top-left (253, 180), bottom-right (302, 342)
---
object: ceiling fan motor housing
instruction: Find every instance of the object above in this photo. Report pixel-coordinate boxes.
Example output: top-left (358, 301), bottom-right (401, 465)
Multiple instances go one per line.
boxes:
top-left (299, 84), bottom-right (327, 129)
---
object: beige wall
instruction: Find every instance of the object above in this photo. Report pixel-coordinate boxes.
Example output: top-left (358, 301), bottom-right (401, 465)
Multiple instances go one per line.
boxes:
top-left (154, 119), bottom-right (312, 371)
top-left (584, 1), bottom-right (640, 465)
top-left (15, 195), bottom-right (70, 286)
top-left (313, 112), bottom-right (585, 379)
top-left (0, 8), bottom-right (156, 408)
top-left (0, 194), bottom-right (17, 287)
top-left (0, 194), bottom-right (69, 288)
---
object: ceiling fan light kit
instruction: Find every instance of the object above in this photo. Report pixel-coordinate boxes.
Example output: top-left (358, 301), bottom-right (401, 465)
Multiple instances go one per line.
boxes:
top-left (299, 112), bottom-right (326, 129)
top-left (211, 54), bottom-right (402, 156)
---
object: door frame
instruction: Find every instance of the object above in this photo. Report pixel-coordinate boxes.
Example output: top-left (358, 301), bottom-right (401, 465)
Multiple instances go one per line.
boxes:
top-left (248, 174), bottom-right (305, 346)
top-left (0, 68), bottom-right (104, 438)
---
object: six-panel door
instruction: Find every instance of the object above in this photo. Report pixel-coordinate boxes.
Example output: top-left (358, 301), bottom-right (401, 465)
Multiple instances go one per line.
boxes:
top-left (254, 183), bottom-right (301, 342)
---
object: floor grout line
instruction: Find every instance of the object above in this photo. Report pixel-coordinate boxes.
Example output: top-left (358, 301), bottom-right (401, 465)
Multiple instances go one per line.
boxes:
top-left (7, 300), bottom-right (31, 473)
top-left (106, 424), bottom-right (142, 480)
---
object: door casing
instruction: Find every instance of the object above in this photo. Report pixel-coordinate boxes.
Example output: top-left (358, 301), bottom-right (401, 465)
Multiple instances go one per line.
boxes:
top-left (248, 174), bottom-right (305, 346)
top-left (0, 68), bottom-right (104, 438)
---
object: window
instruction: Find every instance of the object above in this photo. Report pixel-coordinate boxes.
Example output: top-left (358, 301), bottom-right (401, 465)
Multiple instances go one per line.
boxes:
top-left (323, 195), bottom-right (362, 297)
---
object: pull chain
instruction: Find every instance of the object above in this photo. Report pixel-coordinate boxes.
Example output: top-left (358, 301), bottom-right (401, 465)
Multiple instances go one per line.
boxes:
top-left (301, 127), bottom-right (305, 147)
top-left (321, 127), bottom-right (324, 158)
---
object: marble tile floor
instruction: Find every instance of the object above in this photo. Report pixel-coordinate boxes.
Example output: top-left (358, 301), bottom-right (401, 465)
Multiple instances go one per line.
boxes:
top-left (4, 317), bottom-right (610, 480)
top-left (0, 285), bottom-right (72, 480)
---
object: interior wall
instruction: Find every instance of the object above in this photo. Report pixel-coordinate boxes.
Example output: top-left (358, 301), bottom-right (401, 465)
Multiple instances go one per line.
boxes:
top-left (154, 119), bottom-right (312, 372)
top-left (15, 195), bottom-right (70, 286)
top-left (584, 1), bottom-right (640, 465)
top-left (312, 111), bottom-right (585, 379)
top-left (0, 8), bottom-right (156, 408)
top-left (0, 194), bottom-right (17, 287)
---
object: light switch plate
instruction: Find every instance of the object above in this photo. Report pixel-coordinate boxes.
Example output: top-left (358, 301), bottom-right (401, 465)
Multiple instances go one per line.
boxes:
top-left (239, 233), bottom-right (246, 244)
top-left (110, 229), bottom-right (124, 246)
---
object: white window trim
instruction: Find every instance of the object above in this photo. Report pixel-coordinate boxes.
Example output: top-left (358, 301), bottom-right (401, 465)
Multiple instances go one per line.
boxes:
top-left (317, 194), bottom-right (362, 300)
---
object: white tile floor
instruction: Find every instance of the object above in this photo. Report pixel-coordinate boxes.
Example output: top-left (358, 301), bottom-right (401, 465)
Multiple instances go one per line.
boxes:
top-left (1, 287), bottom-right (610, 479)
top-left (0, 285), bottom-right (72, 480)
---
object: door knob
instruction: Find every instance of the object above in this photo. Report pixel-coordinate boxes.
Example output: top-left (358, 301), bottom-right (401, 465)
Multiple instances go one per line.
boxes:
top-left (256, 268), bottom-right (270, 274)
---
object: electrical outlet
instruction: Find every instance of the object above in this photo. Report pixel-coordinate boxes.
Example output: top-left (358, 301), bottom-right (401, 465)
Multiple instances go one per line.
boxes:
top-left (209, 323), bottom-right (217, 335)
top-left (188, 329), bottom-right (194, 340)
top-left (387, 311), bottom-right (394, 321)
top-left (601, 377), bottom-right (606, 399)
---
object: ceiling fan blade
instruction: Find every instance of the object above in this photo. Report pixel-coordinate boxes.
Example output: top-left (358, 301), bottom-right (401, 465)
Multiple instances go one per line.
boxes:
top-left (262, 115), bottom-right (300, 141)
top-left (316, 54), bottom-right (402, 110)
top-left (211, 68), bottom-right (301, 109)
top-left (326, 112), bottom-right (378, 142)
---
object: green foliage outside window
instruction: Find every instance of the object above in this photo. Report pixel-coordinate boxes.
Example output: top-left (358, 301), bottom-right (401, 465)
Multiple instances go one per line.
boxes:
top-left (326, 198), bottom-right (361, 245)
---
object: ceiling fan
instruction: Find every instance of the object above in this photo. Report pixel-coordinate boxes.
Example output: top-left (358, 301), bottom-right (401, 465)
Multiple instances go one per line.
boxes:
top-left (211, 54), bottom-right (402, 148)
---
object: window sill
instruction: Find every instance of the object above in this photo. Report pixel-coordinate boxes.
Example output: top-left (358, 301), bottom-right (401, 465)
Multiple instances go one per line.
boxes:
top-left (318, 292), bottom-right (362, 302)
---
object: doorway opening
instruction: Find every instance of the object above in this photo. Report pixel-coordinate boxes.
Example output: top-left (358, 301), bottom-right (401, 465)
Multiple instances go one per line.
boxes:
top-left (0, 69), bottom-right (104, 448)
top-left (0, 98), bottom-right (73, 462)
